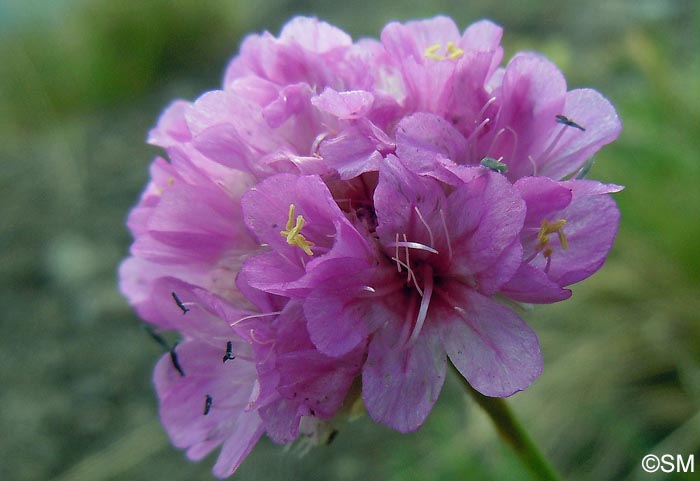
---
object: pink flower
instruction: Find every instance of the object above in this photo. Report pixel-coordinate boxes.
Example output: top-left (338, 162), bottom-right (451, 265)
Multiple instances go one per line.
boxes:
top-left (119, 15), bottom-right (622, 477)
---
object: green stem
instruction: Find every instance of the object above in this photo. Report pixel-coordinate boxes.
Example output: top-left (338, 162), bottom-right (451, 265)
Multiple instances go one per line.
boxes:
top-left (461, 377), bottom-right (564, 481)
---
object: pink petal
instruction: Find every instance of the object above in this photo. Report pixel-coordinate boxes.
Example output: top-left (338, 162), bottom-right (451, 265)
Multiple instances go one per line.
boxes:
top-left (485, 53), bottom-right (567, 179)
top-left (446, 170), bottom-right (525, 278)
top-left (538, 89), bottom-right (622, 179)
top-left (278, 17), bottom-right (353, 53)
top-left (501, 263), bottom-right (573, 303)
top-left (212, 410), bottom-right (265, 478)
top-left (362, 320), bottom-right (446, 432)
top-left (148, 100), bottom-right (193, 147)
top-left (537, 191), bottom-right (621, 287)
top-left (395, 112), bottom-right (468, 171)
top-left (514, 176), bottom-right (573, 224)
top-left (311, 87), bottom-right (375, 120)
top-left (437, 287), bottom-right (542, 396)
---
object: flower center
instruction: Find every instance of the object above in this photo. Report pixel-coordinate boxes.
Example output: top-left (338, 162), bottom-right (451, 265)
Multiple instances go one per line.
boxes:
top-left (280, 204), bottom-right (314, 255)
top-left (424, 41), bottom-right (464, 61)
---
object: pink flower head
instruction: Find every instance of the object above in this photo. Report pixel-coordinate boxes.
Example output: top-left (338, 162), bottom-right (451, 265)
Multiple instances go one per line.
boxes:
top-left (120, 15), bottom-right (623, 477)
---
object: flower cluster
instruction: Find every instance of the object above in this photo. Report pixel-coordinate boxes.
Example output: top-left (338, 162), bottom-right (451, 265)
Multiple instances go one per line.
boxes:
top-left (119, 16), bottom-right (622, 477)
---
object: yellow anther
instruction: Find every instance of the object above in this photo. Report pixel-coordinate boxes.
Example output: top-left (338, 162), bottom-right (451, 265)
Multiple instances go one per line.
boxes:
top-left (536, 219), bottom-right (569, 255)
top-left (424, 42), bottom-right (464, 61)
top-left (156, 177), bottom-right (175, 195)
top-left (424, 43), bottom-right (444, 60)
top-left (280, 204), bottom-right (314, 255)
top-left (446, 41), bottom-right (464, 59)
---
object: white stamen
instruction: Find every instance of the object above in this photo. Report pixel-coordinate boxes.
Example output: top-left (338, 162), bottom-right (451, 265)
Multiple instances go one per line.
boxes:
top-left (362, 286), bottom-right (376, 293)
top-left (394, 233), bottom-right (401, 272)
top-left (390, 256), bottom-right (424, 297)
top-left (476, 96), bottom-right (497, 122)
top-left (397, 296), bottom-right (418, 347)
top-left (466, 97), bottom-right (498, 159)
top-left (231, 311), bottom-right (283, 326)
top-left (487, 126), bottom-right (519, 163)
top-left (249, 328), bottom-right (275, 345)
top-left (505, 127), bottom-right (519, 163)
top-left (403, 234), bottom-right (411, 284)
top-left (310, 132), bottom-right (329, 155)
top-left (439, 209), bottom-right (452, 262)
top-left (385, 240), bottom-right (439, 254)
top-left (528, 155), bottom-right (539, 176)
top-left (414, 206), bottom-right (435, 249)
top-left (534, 125), bottom-right (568, 168)
top-left (407, 264), bottom-right (434, 346)
top-left (465, 117), bottom-right (491, 148)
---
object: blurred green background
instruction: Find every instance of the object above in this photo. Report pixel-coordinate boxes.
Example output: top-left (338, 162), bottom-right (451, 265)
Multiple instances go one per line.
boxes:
top-left (1, 0), bottom-right (699, 480)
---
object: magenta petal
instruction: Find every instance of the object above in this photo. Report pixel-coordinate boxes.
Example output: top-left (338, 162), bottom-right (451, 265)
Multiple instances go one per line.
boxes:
top-left (501, 263), bottom-right (572, 303)
top-left (561, 178), bottom-right (624, 197)
top-left (540, 190), bottom-right (621, 287)
top-left (262, 83), bottom-right (315, 131)
top-left (311, 87), bottom-right (375, 119)
top-left (375, 155), bottom-right (448, 250)
top-left (192, 124), bottom-right (251, 171)
top-left (461, 19), bottom-right (503, 50)
top-left (395, 112), bottom-right (468, 171)
top-left (187, 90), bottom-right (282, 162)
top-left (136, 277), bottom-right (248, 338)
top-left (446, 171), bottom-right (525, 277)
top-left (242, 173), bottom-right (340, 253)
top-left (538, 89), bottom-right (622, 179)
top-left (259, 399), bottom-right (303, 444)
top-left (257, 302), bottom-right (364, 442)
top-left (278, 16), bottom-right (353, 52)
top-left (303, 261), bottom-right (374, 356)
top-left (438, 288), bottom-right (542, 396)
top-left (381, 16), bottom-right (461, 63)
top-left (241, 251), bottom-right (306, 296)
top-left (514, 176), bottom-right (573, 224)
top-left (487, 53), bottom-right (567, 179)
top-left (148, 100), bottom-right (193, 147)
top-left (212, 410), bottom-right (265, 478)
top-left (274, 303), bottom-right (364, 414)
top-left (224, 17), bottom-right (361, 90)
top-left (474, 238), bottom-right (523, 296)
top-left (318, 123), bottom-right (389, 178)
top-left (154, 337), bottom-right (259, 473)
top-left (362, 321), bottom-right (446, 433)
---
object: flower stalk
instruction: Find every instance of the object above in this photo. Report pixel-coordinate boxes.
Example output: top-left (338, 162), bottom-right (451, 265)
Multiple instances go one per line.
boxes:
top-left (461, 375), bottom-right (564, 481)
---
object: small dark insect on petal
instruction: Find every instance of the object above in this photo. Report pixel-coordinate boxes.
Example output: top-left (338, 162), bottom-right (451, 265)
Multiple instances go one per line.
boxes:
top-left (555, 114), bottom-right (586, 131)
top-left (170, 343), bottom-right (185, 377)
top-left (143, 325), bottom-right (169, 351)
top-left (204, 394), bottom-right (213, 415)
top-left (326, 429), bottom-right (339, 445)
top-left (222, 340), bottom-right (235, 363)
top-left (171, 291), bottom-right (190, 314)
